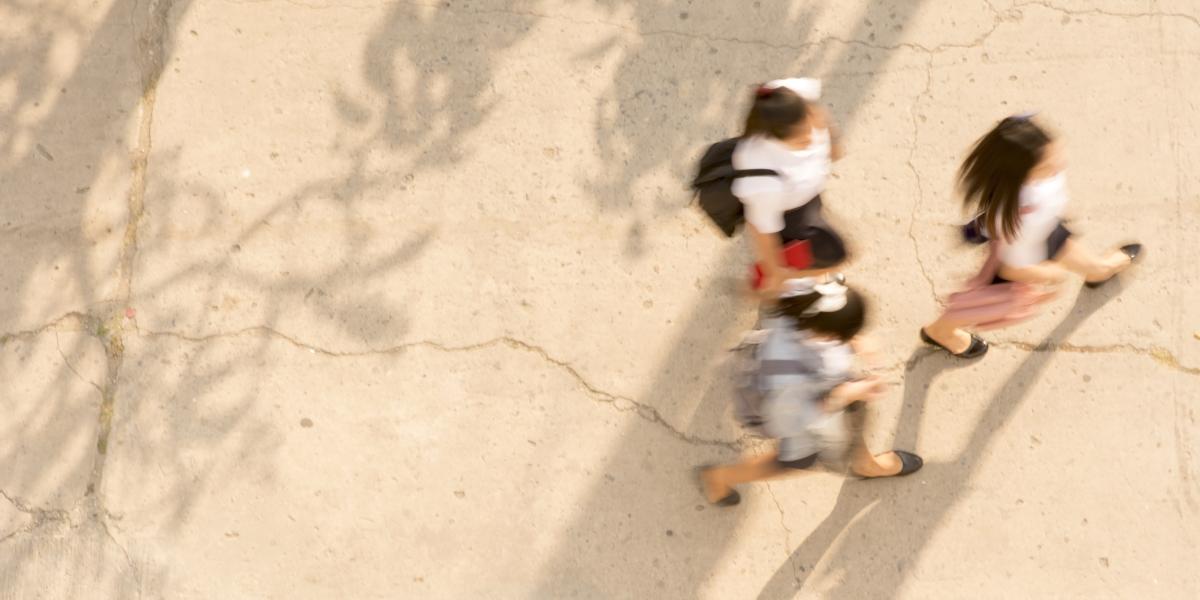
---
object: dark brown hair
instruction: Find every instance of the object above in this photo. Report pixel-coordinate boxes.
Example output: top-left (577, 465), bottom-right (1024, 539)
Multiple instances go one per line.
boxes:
top-left (959, 116), bottom-right (1053, 241)
top-left (773, 286), bottom-right (867, 342)
top-left (743, 86), bottom-right (808, 139)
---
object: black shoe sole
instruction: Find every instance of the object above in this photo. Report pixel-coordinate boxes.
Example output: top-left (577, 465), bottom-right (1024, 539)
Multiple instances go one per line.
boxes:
top-left (919, 328), bottom-right (988, 359)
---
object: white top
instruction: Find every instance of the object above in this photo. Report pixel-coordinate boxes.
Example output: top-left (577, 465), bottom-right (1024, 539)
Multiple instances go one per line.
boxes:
top-left (997, 172), bottom-right (1070, 267)
top-left (731, 129), bottom-right (832, 233)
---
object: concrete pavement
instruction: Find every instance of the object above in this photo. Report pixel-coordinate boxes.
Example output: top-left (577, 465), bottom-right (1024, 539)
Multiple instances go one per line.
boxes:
top-left (2, 0), bottom-right (1197, 597)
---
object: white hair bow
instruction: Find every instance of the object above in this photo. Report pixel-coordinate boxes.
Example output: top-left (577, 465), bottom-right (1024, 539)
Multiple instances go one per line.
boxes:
top-left (763, 77), bottom-right (822, 101)
top-left (803, 281), bottom-right (849, 315)
top-left (779, 278), bottom-right (849, 315)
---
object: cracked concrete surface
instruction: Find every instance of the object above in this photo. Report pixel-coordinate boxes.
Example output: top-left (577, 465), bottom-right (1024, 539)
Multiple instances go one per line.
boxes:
top-left (1, 0), bottom-right (1197, 598)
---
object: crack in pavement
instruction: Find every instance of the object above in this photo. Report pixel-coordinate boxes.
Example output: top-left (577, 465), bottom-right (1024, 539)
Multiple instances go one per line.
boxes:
top-left (765, 482), bottom-right (802, 588)
top-left (991, 339), bottom-right (1200, 375)
top-left (900, 337), bottom-right (1200, 376)
top-left (905, 53), bottom-right (942, 308)
top-left (137, 325), bottom-right (750, 449)
top-left (7, 0), bottom-right (185, 580)
top-left (0, 490), bottom-right (74, 545)
top-left (1014, 0), bottom-right (1200, 30)
top-left (0, 311), bottom-right (91, 345)
top-left (78, 0), bottom-right (173, 498)
top-left (55, 329), bottom-right (105, 395)
top-left (97, 514), bottom-right (137, 578)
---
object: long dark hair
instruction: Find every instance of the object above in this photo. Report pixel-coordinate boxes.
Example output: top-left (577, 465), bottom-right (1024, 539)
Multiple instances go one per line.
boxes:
top-left (743, 86), bottom-right (807, 139)
top-left (959, 116), bottom-right (1053, 241)
top-left (773, 286), bottom-right (867, 342)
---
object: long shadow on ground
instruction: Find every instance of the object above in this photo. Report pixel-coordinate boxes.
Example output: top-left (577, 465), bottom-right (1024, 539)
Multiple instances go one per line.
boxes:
top-left (757, 288), bottom-right (1118, 599)
top-left (530, 0), bottom-right (928, 596)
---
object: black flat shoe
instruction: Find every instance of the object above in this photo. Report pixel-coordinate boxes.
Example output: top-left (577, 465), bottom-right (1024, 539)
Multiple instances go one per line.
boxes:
top-left (695, 466), bottom-right (741, 507)
top-left (854, 450), bottom-right (923, 479)
top-left (893, 450), bottom-right (924, 476)
top-left (1085, 243), bottom-right (1143, 289)
top-left (712, 490), bottom-right (741, 507)
top-left (920, 328), bottom-right (988, 359)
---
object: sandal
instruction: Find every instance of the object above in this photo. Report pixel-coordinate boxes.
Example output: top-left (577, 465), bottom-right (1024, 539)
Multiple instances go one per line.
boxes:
top-left (1084, 243), bottom-right (1143, 289)
top-left (695, 466), bottom-right (741, 507)
top-left (920, 328), bottom-right (988, 359)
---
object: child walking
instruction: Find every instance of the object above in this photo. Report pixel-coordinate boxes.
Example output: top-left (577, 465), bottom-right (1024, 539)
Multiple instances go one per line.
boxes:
top-left (921, 114), bottom-right (1142, 358)
top-left (733, 78), bottom-right (850, 295)
top-left (699, 281), bottom-right (922, 506)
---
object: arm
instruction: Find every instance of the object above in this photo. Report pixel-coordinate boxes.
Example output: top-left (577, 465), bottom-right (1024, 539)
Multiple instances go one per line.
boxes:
top-left (809, 104), bottom-right (844, 161)
top-left (849, 335), bottom-right (881, 370)
top-left (824, 376), bottom-right (886, 413)
top-left (996, 260), bottom-right (1070, 285)
top-left (748, 222), bottom-right (786, 276)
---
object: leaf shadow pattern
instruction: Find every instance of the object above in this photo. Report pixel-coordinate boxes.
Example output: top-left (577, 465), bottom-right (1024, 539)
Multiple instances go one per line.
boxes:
top-left (0, 0), bottom-right (195, 596)
top-left (3, 0), bottom-right (446, 595)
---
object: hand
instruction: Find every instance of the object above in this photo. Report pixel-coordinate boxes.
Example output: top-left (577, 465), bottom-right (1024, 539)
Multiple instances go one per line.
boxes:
top-left (848, 376), bottom-right (888, 401)
top-left (758, 271), bottom-right (786, 297)
top-left (850, 335), bottom-right (882, 370)
top-left (829, 376), bottom-right (887, 410)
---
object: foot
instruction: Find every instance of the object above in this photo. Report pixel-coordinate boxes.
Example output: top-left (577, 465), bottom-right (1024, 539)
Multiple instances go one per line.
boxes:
top-left (1085, 243), bottom-right (1143, 288)
top-left (698, 466), bottom-right (740, 506)
top-left (853, 450), bottom-right (924, 478)
top-left (920, 327), bottom-right (988, 359)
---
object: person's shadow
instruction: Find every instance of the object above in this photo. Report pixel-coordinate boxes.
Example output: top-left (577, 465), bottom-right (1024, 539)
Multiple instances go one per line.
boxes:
top-left (757, 286), bottom-right (1121, 599)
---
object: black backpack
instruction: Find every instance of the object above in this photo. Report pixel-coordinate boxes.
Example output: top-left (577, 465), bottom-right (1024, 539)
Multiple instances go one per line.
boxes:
top-left (691, 137), bottom-right (778, 237)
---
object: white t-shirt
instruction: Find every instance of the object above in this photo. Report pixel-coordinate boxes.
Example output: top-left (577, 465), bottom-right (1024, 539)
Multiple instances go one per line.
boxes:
top-left (731, 129), bottom-right (832, 233)
top-left (998, 172), bottom-right (1070, 267)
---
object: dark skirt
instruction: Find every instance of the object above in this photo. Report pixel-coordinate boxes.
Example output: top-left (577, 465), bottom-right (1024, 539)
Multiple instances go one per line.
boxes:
top-left (992, 222), bottom-right (1073, 284)
top-left (778, 195), bottom-right (848, 269)
top-left (776, 400), bottom-right (866, 472)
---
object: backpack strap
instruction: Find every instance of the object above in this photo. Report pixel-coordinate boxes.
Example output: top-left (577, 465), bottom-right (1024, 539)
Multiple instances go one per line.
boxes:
top-left (692, 167), bottom-right (778, 188)
top-left (732, 168), bottom-right (779, 178)
top-left (759, 359), bottom-right (810, 376)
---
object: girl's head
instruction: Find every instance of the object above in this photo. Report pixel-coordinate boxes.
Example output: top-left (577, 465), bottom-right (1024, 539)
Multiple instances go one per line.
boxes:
top-left (773, 281), bottom-right (867, 342)
top-left (743, 85), bottom-right (808, 140)
top-left (959, 114), bottom-right (1055, 241)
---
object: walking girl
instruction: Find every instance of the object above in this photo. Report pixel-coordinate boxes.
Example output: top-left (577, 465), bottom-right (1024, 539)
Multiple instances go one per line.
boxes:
top-left (733, 78), bottom-right (851, 294)
top-left (921, 114), bottom-right (1143, 357)
top-left (699, 281), bottom-right (923, 506)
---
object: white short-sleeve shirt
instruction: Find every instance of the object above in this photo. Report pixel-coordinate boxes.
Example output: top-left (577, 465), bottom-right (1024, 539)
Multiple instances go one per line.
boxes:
top-left (731, 130), bottom-right (832, 233)
top-left (998, 172), bottom-right (1070, 267)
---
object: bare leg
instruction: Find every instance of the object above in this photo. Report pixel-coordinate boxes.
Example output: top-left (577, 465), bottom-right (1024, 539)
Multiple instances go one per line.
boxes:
top-left (843, 403), bottom-right (902, 477)
top-left (701, 448), bottom-right (807, 502)
top-left (1054, 239), bottom-right (1132, 283)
